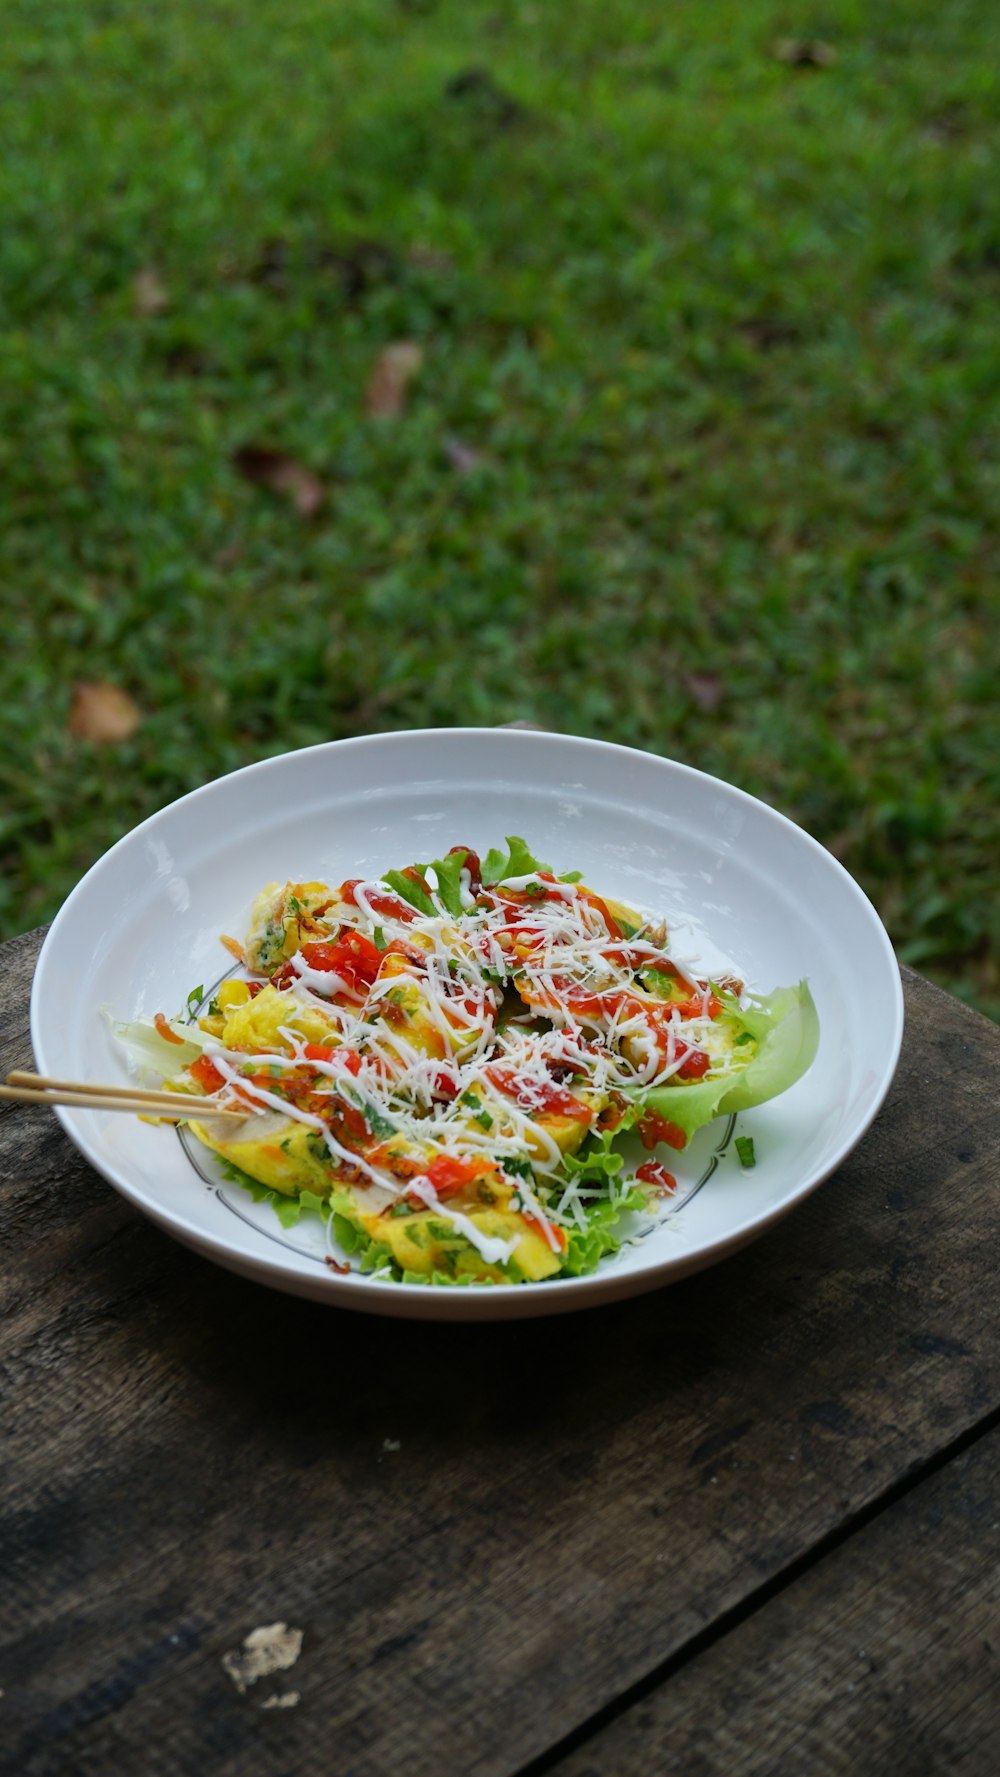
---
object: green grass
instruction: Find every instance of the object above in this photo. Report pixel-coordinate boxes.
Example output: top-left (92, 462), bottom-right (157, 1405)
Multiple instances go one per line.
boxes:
top-left (1, 0), bottom-right (998, 1015)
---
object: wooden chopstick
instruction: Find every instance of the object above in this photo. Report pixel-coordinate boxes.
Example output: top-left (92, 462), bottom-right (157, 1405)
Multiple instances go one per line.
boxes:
top-left (10, 1070), bottom-right (215, 1107)
top-left (2, 1074), bottom-right (248, 1121)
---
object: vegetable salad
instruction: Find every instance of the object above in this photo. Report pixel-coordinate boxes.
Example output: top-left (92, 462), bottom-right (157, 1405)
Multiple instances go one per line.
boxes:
top-left (119, 838), bottom-right (818, 1286)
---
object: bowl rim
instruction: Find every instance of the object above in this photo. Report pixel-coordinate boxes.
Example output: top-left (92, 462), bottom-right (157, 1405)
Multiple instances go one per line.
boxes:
top-left (30, 728), bottom-right (905, 1318)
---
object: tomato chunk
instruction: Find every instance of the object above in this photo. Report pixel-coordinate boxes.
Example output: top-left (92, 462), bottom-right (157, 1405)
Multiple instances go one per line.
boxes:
top-left (638, 1110), bottom-right (688, 1151)
top-left (449, 845), bottom-right (481, 889)
top-left (338, 879), bottom-right (417, 923)
top-left (190, 1053), bottom-right (225, 1095)
top-left (301, 932), bottom-right (382, 993)
top-left (636, 1160), bottom-right (677, 1194)
top-left (675, 994), bottom-right (722, 1021)
top-left (484, 1065), bottom-right (593, 1122)
top-left (676, 1048), bottom-right (710, 1080)
top-left (520, 1208), bottom-right (567, 1251)
top-left (578, 887), bottom-right (624, 939)
top-left (406, 1153), bottom-right (484, 1203)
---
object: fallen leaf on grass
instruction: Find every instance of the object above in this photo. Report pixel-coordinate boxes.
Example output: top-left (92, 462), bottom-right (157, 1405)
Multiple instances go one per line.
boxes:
top-left (231, 445), bottom-right (325, 516)
top-left (249, 236), bottom-right (290, 289)
top-left (771, 39), bottom-right (837, 66)
top-left (221, 1622), bottom-right (304, 1695)
top-left (132, 267), bottom-right (169, 315)
top-left (736, 316), bottom-right (801, 351)
top-left (163, 345), bottom-right (212, 379)
top-left (365, 341), bottom-right (423, 418)
top-left (69, 682), bottom-right (142, 743)
top-left (213, 540), bottom-right (246, 569)
top-left (407, 243), bottom-right (456, 276)
top-left (245, 236), bottom-right (401, 303)
top-left (444, 435), bottom-right (487, 474)
top-left (444, 67), bottom-right (532, 129)
top-left (318, 238), bottom-right (400, 302)
top-left (683, 673), bottom-right (725, 713)
top-left (923, 103), bottom-right (968, 144)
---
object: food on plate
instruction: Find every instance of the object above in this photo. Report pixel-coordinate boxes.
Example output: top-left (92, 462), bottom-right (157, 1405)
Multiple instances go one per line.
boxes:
top-left (117, 838), bottom-right (818, 1286)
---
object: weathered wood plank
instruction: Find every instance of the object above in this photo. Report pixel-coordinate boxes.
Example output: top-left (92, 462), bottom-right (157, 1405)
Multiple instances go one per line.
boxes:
top-left (2, 931), bottom-right (999, 1777)
top-left (549, 1426), bottom-right (1000, 1777)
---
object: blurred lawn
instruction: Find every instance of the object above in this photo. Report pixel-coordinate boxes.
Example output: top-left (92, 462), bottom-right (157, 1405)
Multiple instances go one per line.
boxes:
top-left (1, 0), bottom-right (998, 1014)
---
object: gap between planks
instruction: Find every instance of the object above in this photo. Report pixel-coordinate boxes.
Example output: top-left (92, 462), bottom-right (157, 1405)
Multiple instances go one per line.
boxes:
top-left (514, 1395), bottom-right (1000, 1777)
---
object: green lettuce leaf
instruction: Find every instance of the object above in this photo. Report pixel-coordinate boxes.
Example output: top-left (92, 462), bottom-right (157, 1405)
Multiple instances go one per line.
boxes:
top-left (331, 1208), bottom-right (397, 1275)
top-left (380, 868), bottom-right (437, 917)
top-left (562, 1143), bottom-right (626, 1184)
top-left (220, 1161), bottom-right (309, 1227)
top-left (480, 835), bottom-right (548, 886)
top-left (561, 1182), bottom-right (647, 1276)
top-left (636, 979), bottom-right (819, 1145)
top-left (109, 1013), bottom-right (209, 1079)
top-left (427, 849), bottom-right (470, 917)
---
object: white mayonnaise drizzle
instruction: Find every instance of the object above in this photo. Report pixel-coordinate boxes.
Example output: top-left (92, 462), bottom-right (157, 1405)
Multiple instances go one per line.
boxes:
top-left (187, 863), bottom-right (752, 1268)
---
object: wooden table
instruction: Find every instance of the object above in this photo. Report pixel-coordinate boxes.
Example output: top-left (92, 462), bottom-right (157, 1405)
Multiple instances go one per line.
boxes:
top-left (3, 924), bottom-right (999, 1776)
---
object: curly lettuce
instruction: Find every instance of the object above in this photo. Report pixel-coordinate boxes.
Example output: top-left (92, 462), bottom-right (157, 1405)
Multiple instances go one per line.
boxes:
top-left (636, 980), bottom-right (819, 1144)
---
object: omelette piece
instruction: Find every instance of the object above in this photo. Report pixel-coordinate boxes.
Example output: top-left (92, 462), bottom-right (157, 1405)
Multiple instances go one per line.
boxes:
top-left (360, 1203), bottom-right (563, 1282)
top-left (462, 1074), bottom-right (606, 1164)
top-left (188, 1109), bottom-right (337, 1198)
top-left (363, 934), bottom-right (500, 1067)
top-left (601, 892), bottom-right (649, 936)
top-left (244, 880), bottom-right (340, 972)
top-left (216, 984), bottom-right (339, 1054)
top-left (365, 941), bottom-right (448, 1061)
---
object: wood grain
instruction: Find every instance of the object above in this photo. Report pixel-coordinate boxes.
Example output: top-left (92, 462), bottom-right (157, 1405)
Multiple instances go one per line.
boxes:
top-left (2, 929), bottom-right (999, 1777)
top-left (550, 1427), bottom-right (1000, 1777)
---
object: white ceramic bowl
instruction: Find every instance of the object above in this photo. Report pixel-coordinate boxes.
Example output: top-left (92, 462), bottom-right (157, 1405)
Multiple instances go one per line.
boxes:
top-left (30, 729), bottom-right (903, 1319)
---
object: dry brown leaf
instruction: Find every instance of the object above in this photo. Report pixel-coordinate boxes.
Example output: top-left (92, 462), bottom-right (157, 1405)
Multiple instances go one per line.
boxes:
top-left (213, 540), bottom-right (246, 569)
top-left (132, 267), bottom-right (169, 316)
top-left (444, 435), bottom-right (486, 474)
top-left (771, 38), bottom-right (837, 66)
top-left (163, 345), bottom-right (212, 379)
top-left (683, 673), bottom-right (725, 713)
top-left (407, 244), bottom-right (455, 275)
top-left (444, 68), bottom-right (532, 130)
top-left (365, 341), bottom-right (423, 419)
top-left (69, 682), bottom-right (142, 744)
top-left (231, 444), bottom-right (325, 517)
top-left (317, 238), bottom-right (399, 302)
